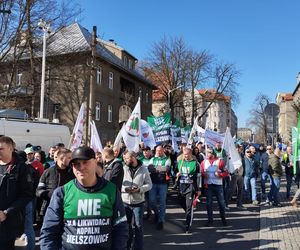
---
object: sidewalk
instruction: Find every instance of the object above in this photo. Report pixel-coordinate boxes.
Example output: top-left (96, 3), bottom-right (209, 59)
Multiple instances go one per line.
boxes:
top-left (259, 178), bottom-right (300, 250)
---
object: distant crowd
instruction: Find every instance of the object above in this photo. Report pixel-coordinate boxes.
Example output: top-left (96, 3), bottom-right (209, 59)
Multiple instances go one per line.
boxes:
top-left (0, 136), bottom-right (299, 250)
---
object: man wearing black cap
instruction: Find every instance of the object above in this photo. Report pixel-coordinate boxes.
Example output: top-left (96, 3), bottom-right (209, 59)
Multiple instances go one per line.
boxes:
top-left (40, 146), bottom-right (128, 250)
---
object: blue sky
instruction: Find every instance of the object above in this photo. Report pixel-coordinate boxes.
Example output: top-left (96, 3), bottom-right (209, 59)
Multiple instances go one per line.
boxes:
top-left (77, 0), bottom-right (300, 127)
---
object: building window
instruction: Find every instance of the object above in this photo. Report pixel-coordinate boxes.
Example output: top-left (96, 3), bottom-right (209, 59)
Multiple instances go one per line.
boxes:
top-left (17, 73), bottom-right (22, 86)
top-left (108, 105), bottom-right (112, 122)
top-left (129, 60), bottom-right (133, 69)
top-left (95, 102), bottom-right (101, 121)
top-left (124, 56), bottom-right (128, 66)
top-left (96, 67), bottom-right (102, 85)
top-left (109, 72), bottom-right (113, 89)
top-left (146, 92), bottom-right (149, 103)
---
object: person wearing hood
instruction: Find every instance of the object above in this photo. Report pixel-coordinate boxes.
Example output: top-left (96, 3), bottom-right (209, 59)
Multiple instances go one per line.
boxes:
top-left (122, 151), bottom-right (152, 250)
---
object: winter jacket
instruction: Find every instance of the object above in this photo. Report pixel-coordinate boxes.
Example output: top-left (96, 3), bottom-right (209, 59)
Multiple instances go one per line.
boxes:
top-left (40, 177), bottom-right (128, 250)
top-left (121, 161), bottom-right (152, 205)
top-left (269, 154), bottom-right (283, 177)
top-left (0, 153), bottom-right (33, 240)
top-left (103, 159), bottom-right (124, 191)
top-left (260, 152), bottom-right (269, 174)
top-left (244, 156), bottom-right (259, 178)
top-left (281, 152), bottom-right (294, 176)
top-left (36, 164), bottom-right (75, 215)
top-left (148, 155), bottom-right (171, 184)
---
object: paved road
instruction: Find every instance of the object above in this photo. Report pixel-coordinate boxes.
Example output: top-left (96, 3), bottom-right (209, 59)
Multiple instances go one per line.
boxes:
top-left (144, 189), bottom-right (260, 250)
top-left (17, 178), bottom-right (300, 250)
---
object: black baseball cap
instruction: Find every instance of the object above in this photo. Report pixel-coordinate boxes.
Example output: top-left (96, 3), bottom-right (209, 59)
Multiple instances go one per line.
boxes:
top-left (142, 146), bottom-right (151, 151)
top-left (70, 146), bottom-right (95, 164)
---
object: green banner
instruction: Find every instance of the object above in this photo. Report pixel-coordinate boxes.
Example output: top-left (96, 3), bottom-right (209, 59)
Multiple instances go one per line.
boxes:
top-left (294, 112), bottom-right (300, 175)
top-left (147, 113), bottom-right (172, 144)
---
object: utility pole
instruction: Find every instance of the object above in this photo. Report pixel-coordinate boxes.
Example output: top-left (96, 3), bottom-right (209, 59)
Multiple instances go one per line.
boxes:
top-left (86, 26), bottom-right (97, 146)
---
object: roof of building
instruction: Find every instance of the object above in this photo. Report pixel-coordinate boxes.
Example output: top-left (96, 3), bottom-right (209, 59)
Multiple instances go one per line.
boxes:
top-left (198, 89), bottom-right (231, 102)
top-left (3, 23), bottom-right (153, 87)
top-left (98, 38), bottom-right (138, 60)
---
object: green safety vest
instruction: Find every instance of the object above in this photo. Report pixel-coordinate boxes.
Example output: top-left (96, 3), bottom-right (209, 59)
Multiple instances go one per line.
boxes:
top-left (152, 156), bottom-right (168, 169)
top-left (62, 180), bottom-right (116, 249)
top-left (178, 159), bottom-right (197, 183)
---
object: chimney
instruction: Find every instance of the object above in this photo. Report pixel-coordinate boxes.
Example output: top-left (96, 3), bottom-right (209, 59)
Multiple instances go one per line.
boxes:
top-left (297, 72), bottom-right (300, 84)
top-left (108, 39), bottom-right (116, 45)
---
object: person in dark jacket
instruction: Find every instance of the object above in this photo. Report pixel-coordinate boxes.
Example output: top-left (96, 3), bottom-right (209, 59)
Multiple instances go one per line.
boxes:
top-left (0, 136), bottom-right (33, 250)
top-left (260, 145), bottom-right (270, 201)
top-left (36, 148), bottom-right (74, 217)
top-left (102, 147), bottom-right (124, 191)
top-left (268, 148), bottom-right (283, 206)
top-left (40, 146), bottom-right (128, 250)
top-left (244, 149), bottom-right (260, 205)
top-left (281, 146), bottom-right (294, 200)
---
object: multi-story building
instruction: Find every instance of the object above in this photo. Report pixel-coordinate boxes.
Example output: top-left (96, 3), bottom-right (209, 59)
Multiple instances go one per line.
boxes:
top-left (276, 92), bottom-right (296, 144)
top-left (237, 128), bottom-right (253, 143)
top-left (197, 89), bottom-right (236, 134)
top-left (0, 23), bottom-right (154, 143)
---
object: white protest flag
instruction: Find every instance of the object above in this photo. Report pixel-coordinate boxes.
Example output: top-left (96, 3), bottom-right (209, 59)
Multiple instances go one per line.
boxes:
top-left (204, 129), bottom-right (225, 148)
top-left (121, 98), bottom-right (141, 152)
top-left (223, 127), bottom-right (242, 173)
top-left (196, 124), bottom-right (205, 144)
top-left (140, 119), bottom-right (156, 149)
top-left (171, 128), bottom-right (180, 153)
top-left (187, 116), bottom-right (199, 148)
top-left (114, 123), bottom-right (125, 148)
top-left (90, 120), bottom-right (103, 153)
top-left (70, 102), bottom-right (86, 150)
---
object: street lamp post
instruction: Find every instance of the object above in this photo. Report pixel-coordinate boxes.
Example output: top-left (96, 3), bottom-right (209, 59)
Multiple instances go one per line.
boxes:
top-left (167, 84), bottom-right (184, 110)
top-left (38, 19), bottom-right (51, 119)
top-left (167, 84), bottom-right (184, 123)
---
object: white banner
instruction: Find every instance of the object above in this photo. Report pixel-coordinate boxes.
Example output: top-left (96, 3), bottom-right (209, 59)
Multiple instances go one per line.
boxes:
top-left (114, 124), bottom-right (125, 148)
top-left (70, 102), bottom-right (86, 150)
top-left (90, 120), bottom-right (103, 153)
top-left (204, 129), bottom-right (225, 148)
top-left (141, 119), bottom-right (156, 149)
top-left (223, 127), bottom-right (242, 173)
top-left (121, 98), bottom-right (141, 152)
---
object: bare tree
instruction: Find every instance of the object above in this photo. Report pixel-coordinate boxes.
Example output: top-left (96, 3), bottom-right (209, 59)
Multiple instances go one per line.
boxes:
top-left (197, 62), bottom-right (240, 120)
top-left (246, 93), bottom-right (270, 145)
top-left (142, 36), bottom-right (190, 122)
top-left (0, 0), bottom-right (81, 116)
top-left (185, 49), bottom-right (212, 123)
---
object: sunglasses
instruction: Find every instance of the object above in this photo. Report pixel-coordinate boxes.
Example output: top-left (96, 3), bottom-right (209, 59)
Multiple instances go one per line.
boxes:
top-left (245, 151), bottom-right (251, 153)
top-left (267, 148), bottom-right (272, 150)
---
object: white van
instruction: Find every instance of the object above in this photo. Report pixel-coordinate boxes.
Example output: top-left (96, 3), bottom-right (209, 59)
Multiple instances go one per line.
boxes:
top-left (0, 118), bottom-right (70, 150)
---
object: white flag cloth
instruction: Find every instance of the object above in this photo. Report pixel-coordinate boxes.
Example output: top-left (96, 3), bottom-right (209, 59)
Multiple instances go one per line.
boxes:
top-left (121, 98), bottom-right (141, 152)
top-left (70, 102), bottom-right (86, 150)
top-left (90, 120), bottom-right (103, 153)
top-left (187, 116), bottom-right (199, 148)
top-left (223, 127), bottom-right (242, 173)
top-left (114, 124), bottom-right (125, 148)
top-left (204, 129), bottom-right (225, 148)
top-left (140, 119), bottom-right (156, 149)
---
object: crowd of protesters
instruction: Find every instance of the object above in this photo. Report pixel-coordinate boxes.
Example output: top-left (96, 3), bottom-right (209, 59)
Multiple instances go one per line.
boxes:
top-left (1, 135), bottom-right (300, 250)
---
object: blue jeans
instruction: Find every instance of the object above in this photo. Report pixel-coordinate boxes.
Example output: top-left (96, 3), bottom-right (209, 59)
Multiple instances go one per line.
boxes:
top-left (286, 174), bottom-right (293, 199)
top-left (124, 203), bottom-right (144, 250)
top-left (268, 176), bottom-right (281, 204)
top-left (244, 176), bottom-right (257, 201)
top-left (206, 184), bottom-right (226, 222)
top-left (149, 183), bottom-right (168, 223)
top-left (24, 201), bottom-right (35, 250)
top-left (261, 172), bottom-right (271, 195)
